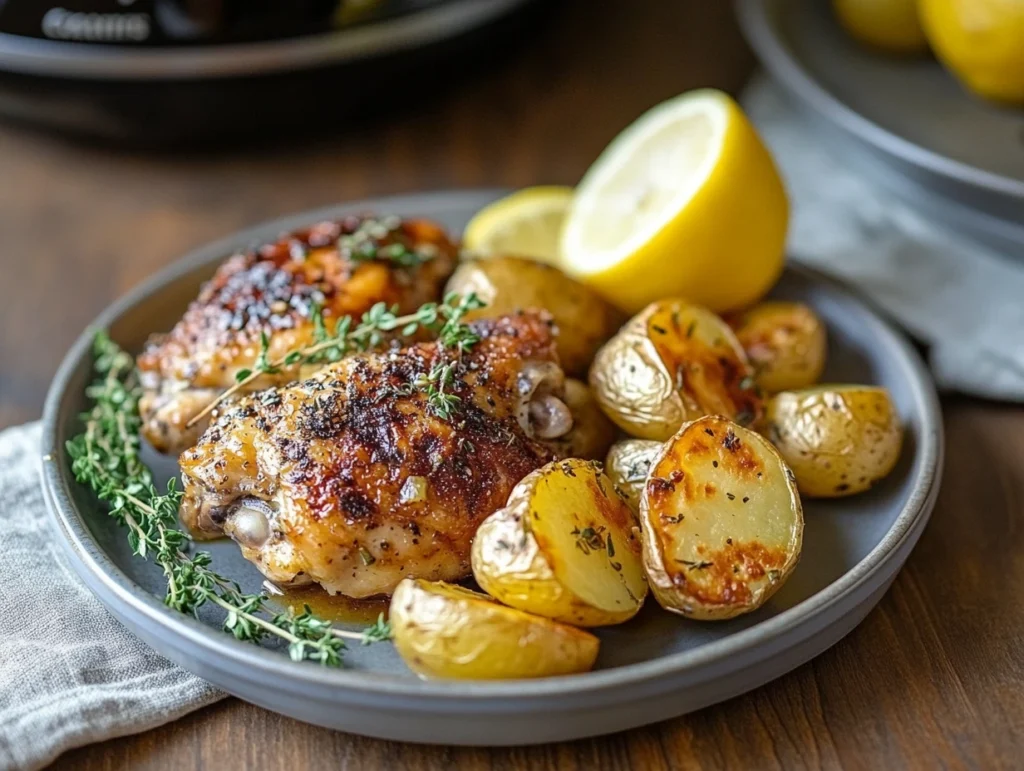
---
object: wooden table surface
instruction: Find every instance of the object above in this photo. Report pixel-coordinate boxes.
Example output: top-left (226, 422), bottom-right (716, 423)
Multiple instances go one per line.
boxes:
top-left (2, 1), bottom-right (1021, 768)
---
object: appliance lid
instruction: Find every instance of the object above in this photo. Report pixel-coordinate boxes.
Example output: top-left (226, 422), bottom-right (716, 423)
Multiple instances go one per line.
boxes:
top-left (0, 0), bottom-right (532, 79)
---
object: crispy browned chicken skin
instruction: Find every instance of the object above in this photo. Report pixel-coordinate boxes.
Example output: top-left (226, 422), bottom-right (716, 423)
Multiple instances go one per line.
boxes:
top-left (138, 215), bottom-right (458, 454)
top-left (178, 312), bottom-right (574, 598)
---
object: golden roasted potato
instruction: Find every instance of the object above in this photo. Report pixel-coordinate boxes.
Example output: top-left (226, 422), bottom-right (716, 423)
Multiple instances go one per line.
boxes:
top-left (547, 379), bottom-right (618, 460)
top-left (589, 299), bottom-right (762, 441)
top-left (605, 439), bottom-right (663, 512)
top-left (389, 578), bottom-right (599, 679)
top-left (725, 301), bottom-right (827, 393)
top-left (445, 255), bottom-right (624, 376)
top-left (766, 385), bottom-right (903, 497)
top-left (640, 416), bottom-right (802, 620)
top-left (472, 459), bottom-right (648, 627)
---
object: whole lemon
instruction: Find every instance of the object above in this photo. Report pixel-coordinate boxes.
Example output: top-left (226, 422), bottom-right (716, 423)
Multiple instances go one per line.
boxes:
top-left (919, 0), bottom-right (1024, 104)
top-left (832, 0), bottom-right (929, 54)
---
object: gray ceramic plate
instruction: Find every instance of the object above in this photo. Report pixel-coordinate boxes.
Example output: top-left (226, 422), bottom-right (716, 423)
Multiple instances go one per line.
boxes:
top-left (42, 190), bottom-right (943, 746)
top-left (736, 0), bottom-right (1024, 254)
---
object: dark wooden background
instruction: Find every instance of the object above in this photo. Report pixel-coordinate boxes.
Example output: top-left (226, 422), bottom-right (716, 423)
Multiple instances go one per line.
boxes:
top-left (1, 2), bottom-right (1021, 768)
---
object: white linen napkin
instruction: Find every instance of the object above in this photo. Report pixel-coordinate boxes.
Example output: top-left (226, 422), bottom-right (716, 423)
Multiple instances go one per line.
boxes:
top-left (0, 423), bottom-right (221, 771)
top-left (744, 75), bottom-right (1024, 401)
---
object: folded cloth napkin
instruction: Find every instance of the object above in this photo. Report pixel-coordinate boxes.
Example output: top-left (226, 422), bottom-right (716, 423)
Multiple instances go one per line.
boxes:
top-left (0, 423), bottom-right (222, 771)
top-left (744, 75), bottom-right (1024, 401)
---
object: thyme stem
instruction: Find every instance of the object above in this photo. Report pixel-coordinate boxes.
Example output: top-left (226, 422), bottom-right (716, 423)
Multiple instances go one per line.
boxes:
top-left (66, 331), bottom-right (393, 666)
top-left (186, 291), bottom-right (484, 428)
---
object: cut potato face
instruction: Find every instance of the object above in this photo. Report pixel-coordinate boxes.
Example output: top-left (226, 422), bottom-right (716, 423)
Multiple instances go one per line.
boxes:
top-left (605, 439), bottom-right (663, 512)
top-left (472, 459), bottom-right (648, 627)
top-left (725, 301), bottom-right (827, 393)
top-left (640, 416), bottom-right (802, 620)
top-left (546, 379), bottom-right (618, 461)
top-left (445, 255), bottom-right (624, 376)
top-left (589, 299), bottom-right (762, 441)
top-left (766, 385), bottom-right (903, 498)
top-left (389, 578), bottom-right (599, 679)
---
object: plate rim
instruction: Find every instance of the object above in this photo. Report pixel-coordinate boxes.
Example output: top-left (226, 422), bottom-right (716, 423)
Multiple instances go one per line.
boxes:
top-left (734, 0), bottom-right (1024, 203)
top-left (41, 188), bottom-right (944, 702)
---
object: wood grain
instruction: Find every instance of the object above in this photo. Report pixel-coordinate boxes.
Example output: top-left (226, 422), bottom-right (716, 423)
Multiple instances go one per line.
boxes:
top-left (1, 1), bottom-right (1019, 769)
top-left (0, 0), bottom-right (754, 429)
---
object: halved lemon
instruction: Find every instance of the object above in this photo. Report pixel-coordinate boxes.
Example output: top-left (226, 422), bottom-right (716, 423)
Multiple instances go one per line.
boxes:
top-left (462, 186), bottom-right (573, 263)
top-left (560, 90), bottom-right (789, 314)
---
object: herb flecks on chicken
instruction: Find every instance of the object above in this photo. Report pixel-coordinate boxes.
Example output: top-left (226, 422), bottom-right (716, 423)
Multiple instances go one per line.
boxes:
top-left (192, 291), bottom-right (485, 430)
top-left (137, 215), bottom-right (458, 454)
top-left (178, 311), bottom-right (574, 599)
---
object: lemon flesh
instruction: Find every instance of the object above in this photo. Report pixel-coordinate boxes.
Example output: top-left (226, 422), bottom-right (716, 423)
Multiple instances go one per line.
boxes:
top-left (919, 0), bottom-right (1024, 105)
top-left (560, 89), bottom-right (789, 315)
top-left (462, 186), bottom-right (573, 263)
top-left (833, 0), bottom-right (929, 54)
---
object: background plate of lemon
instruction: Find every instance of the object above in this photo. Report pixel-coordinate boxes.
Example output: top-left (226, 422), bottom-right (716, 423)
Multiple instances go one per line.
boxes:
top-left (736, 0), bottom-right (1024, 254)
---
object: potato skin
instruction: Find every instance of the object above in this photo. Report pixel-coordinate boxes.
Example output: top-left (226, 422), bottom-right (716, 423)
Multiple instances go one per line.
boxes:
top-left (605, 439), bottom-right (663, 512)
top-left (766, 385), bottom-right (903, 497)
top-left (472, 459), bottom-right (648, 627)
top-left (725, 301), bottom-right (827, 393)
top-left (589, 300), bottom-right (762, 441)
top-left (640, 416), bottom-right (803, 620)
top-left (445, 256), bottom-right (624, 376)
top-left (389, 578), bottom-right (599, 679)
top-left (547, 379), bottom-right (618, 460)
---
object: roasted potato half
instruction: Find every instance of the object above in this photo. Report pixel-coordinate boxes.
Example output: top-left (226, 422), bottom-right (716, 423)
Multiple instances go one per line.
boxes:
top-left (472, 459), bottom-right (648, 627)
top-left (445, 255), bottom-right (624, 376)
top-left (725, 301), bottom-right (827, 393)
top-left (547, 379), bottom-right (618, 460)
top-left (589, 299), bottom-right (762, 441)
top-left (766, 385), bottom-right (903, 497)
top-left (640, 416), bottom-right (803, 620)
top-left (605, 439), bottom-right (663, 512)
top-left (389, 578), bottom-right (599, 679)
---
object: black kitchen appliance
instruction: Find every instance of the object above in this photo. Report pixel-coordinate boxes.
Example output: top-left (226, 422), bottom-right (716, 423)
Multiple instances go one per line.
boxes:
top-left (0, 0), bottom-right (545, 143)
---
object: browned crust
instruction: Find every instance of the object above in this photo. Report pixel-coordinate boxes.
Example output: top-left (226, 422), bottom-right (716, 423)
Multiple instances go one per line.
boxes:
top-left (138, 215), bottom-right (458, 387)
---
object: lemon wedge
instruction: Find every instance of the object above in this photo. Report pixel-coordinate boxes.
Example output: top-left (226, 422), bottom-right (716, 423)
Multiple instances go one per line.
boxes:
top-left (463, 186), bottom-right (573, 263)
top-left (560, 89), bottom-right (789, 314)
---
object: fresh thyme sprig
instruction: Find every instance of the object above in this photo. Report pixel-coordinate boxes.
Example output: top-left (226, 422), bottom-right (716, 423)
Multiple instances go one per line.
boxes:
top-left (187, 291), bottom-right (485, 428)
top-left (412, 361), bottom-right (462, 420)
top-left (337, 215), bottom-right (437, 268)
top-left (361, 613), bottom-right (394, 645)
top-left (66, 332), bottom-right (392, 666)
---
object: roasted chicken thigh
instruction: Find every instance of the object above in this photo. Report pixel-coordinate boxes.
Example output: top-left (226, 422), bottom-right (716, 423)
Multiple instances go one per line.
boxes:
top-left (178, 312), bottom-right (574, 598)
top-left (138, 215), bottom-right (458, 454)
